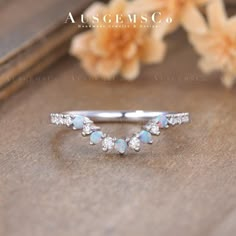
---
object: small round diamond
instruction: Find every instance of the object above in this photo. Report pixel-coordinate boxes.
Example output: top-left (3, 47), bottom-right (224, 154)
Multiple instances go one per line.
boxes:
top-left (82, 124), bottom-right (93, 135)
top-left (50, 114), bottom-right (56, 124)
top-left (53, 114), bottom-right (63, 125)
top-left (168, 116), bottom-right (176, 125)
top-left (145, 123), bottom-right (160, 135)
top-left (182, 115), bottom-right (189, 123)
top-left (63, 116), bottom-right (72, 126)
top-left (102, 137), bottom-right (114, 152)
top-left (128, 136), bottom-right (141, 152)
top-left (84, 117), bottom-right (93, 124)
top-left (59, 115), bottom-right (64, 124)
top-left (149, 124), bottom-right (160, 135)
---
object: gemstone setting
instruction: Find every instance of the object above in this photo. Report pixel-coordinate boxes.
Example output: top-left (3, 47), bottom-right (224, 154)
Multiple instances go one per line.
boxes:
top-left (139, 130), bottom-right (153, 144)
top-left (153, 115), bottom-right (168, 128)
top-left (144, 122), bottom-right (160, 135)
top-left (72, 115), bottom-right (85, 129)
top-left (149, 125), bottom-right (160, 135)
top-left (50, 111), bottom-right (189, 155)
top-left (63, 116), bottom-right (72, 126)
top-left (115, 139), bottom-right (128, 154)
top-left (82, 124), bottom-right (100, 136)
top-left (90, 131), bottom-right (103, 145)
top-left (102, 137), bottom-right (115, 152)
top-left (128, 136), bottom-right (141, 152)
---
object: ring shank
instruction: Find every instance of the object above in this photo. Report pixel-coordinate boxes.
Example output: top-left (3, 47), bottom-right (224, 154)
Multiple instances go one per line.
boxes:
top-left (62, 110), bottom-right (189, 123)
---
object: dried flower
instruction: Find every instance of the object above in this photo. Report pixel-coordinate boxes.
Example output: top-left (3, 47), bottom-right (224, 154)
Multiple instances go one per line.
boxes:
top-left (129, 0), bottom-right (209, 35)
top-left (189, 0), bottom-right (236, 88)
top-left (69, 0), bottom-right (166, 80)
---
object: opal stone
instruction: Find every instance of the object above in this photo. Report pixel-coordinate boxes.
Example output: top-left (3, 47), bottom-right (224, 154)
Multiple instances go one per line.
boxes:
top-left (72, 115), bottom-right (84, 129)
top-left (90, 131), bottom-right (103, 144)
top-left (154, 115), bottom-right (168, 128)
top-left (139, 130), bottom-right (152, 144)
top-left (115, 139), bottom-right (128, 154)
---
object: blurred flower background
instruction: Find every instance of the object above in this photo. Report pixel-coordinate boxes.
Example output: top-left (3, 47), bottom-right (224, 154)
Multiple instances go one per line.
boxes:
top-left (70, 0), bottom-right (166, 80)
top-left (70, 0), bottom-right (236, 88)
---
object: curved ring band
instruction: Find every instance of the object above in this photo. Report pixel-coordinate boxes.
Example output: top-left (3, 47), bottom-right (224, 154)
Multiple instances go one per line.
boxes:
top-left (61, 110), bottom-right (188, 122)
top-left (50, 110), bottom-right (190, 155)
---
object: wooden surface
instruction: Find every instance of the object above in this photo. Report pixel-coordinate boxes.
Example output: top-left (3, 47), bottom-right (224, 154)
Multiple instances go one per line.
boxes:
top-left (0, 0), bottom-right (234, 100)
top-left (0, 0), bottom-right (94, 100)
top-left (1, 30), bottom-right (236, 236)
top-left (0, 0), bottom-right (89, 62)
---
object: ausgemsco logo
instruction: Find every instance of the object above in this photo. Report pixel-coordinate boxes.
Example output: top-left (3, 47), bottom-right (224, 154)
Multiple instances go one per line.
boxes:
top-left (65, 12), bottom-right (172, 28)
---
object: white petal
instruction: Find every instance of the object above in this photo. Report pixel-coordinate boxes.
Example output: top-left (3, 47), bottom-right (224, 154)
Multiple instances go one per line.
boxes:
top-left (82, 55), bottom-right (99, 78)
top-left (226, 16), bottom-right (236, 34)
top-left (122, 43), bottom-right (137, 60)
top-left (198, 57), bottom-right (220, 74)
top-left (181, 4), bottom-right (208, 34)
top-left (121, 58), bottom-right (140, 80)
top-left (69, 32), bottom-right (91, 57)
top-left (189, 33), bottom-right (213, 55)
top-left (109, 0), bottom-right (126, 12)
top-left (126, 0), bottom-right (163, 14)
top-left (221, 72), bottom-right (236, 88)
top-left (195, 0), bottom-right (209, 5)
top-left (90, 39), bottom-right (109, 57)
top-left (207, 0), bottom-right (227, 29)
top-left (140, 38), bottom-right (166, 64)
top-left (152, 22), bottom-right (169, 39)
top-left (84, 2), bottom-right (106, 24)
top-left (96, 57), bottom-right (122, 79)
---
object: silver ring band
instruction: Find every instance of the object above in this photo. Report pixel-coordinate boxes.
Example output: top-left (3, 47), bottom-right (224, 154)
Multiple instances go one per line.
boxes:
top-left (50, 110), bottom-right (190, 155)
top-left (56, 110), bottom-right (189, 123)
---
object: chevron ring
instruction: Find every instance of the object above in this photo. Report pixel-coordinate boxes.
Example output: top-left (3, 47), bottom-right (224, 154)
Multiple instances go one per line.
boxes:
top-left (50, 110), bottom-right (190, 155)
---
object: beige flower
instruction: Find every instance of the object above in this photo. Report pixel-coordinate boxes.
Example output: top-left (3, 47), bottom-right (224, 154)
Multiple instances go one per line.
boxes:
top-left (129, 0), bottom-right (209, 35)
top-left (69, 0), bottom-right (166, 80)
top-left (189, 0), bottom-right (236, 88)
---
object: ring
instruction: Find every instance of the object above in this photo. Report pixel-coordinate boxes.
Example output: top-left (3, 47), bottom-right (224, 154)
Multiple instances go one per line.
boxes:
top-left (50, 110), bottom-right (190, 155)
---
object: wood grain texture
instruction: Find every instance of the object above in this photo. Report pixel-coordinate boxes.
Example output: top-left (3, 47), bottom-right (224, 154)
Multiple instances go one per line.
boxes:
top-left (0, 1), bottom-right (234, 100)
top-left (0, 0), bottom-right (89, 62)
top-left (0, 31), bottom-right (236, 236)
top-left (0, 0), bottom-right (94, 100)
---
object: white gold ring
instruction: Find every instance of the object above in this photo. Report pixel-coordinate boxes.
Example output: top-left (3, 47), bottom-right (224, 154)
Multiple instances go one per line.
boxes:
top-left (50, 110), bottom-right (190, 155)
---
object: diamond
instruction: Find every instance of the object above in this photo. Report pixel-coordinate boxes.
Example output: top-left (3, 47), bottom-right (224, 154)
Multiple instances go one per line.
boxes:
top-left (59, 115), bottom-right (64, 125)
top-left (52, 114), bottom-right (63, 125)
top-left (168, 116), bottom-right (176, 125)
top-left (82, 124), bottom-right (93, 135)
top-left (145, 123), bottom-right (160, 135)
top-left (102, 137), bottom-right (114, 152)
top-left (84, 117), bottom-right (93, 124)
top-left (150, 125), bottom-right (160, 135)
top-left (50, 114), bottom-right (56, 124)
top-left (182, 114), bottom-right (189, 123)
top-left (63, 116), bottom-right (72, 126)
top-left (128, 136), bottom-right (141, 152)
top-left (177, 116), bottom-right (182, 124)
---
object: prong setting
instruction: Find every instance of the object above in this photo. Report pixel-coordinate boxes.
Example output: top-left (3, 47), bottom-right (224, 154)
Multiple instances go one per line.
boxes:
top-left (50, 112), bottom-right (190, 155)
